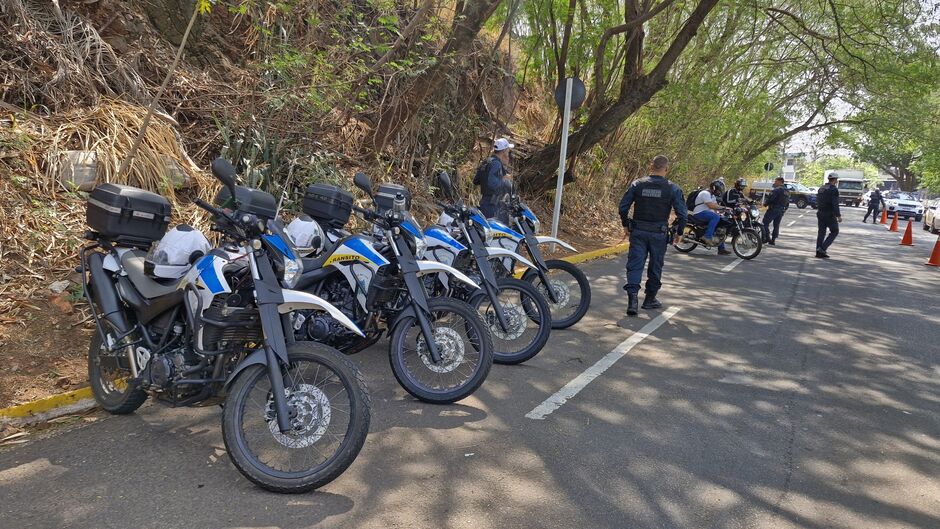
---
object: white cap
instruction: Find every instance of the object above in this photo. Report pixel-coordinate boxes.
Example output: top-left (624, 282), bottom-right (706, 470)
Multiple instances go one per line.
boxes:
top-left (494, 138), bottom-right (515, 152)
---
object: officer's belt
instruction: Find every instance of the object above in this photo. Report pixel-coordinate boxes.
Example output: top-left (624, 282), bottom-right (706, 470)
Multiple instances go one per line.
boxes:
top-left (631, 220), bottom-right (668, 233)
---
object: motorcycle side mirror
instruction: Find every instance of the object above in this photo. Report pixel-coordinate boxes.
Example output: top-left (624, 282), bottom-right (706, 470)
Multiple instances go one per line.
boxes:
top-left (437, 171), bottom-right (455, 201)
top-left (353, 172), bottom-right (373, 198)
top-left (211, 158), bottom-right (239, 205)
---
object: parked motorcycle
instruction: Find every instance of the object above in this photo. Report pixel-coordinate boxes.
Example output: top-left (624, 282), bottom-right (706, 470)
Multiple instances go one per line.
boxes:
top-left (422, 171), bottom-right (552, 365)
top-left (292, 172), bottom-right (494, 404)
top-left (486, 188), bottom-right (591, 329)
top-left (80, 158), bottom-right (371, 493)
top-left (671, 206), bottom-right (762, 259)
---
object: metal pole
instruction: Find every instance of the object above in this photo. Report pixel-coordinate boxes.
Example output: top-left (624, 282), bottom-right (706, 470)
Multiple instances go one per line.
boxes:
top-left (550, 77), bottom-right (574, 252)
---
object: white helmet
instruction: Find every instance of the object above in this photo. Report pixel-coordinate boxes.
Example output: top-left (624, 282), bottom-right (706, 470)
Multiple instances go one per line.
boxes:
top-left (285, 215), bottom-right (325, 256)
top-left (146, 225), bottom-right (210, 279)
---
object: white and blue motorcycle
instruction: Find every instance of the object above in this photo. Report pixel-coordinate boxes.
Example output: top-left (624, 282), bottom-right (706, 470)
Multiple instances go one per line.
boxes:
top-left (422, 171), bottom-right (552, 365)
top-left (80, 158), bottom-right (370, 493)
top-left (292, 172), bottom-right (494, 404)
top-left (486, 189), bottom-right (591, 329)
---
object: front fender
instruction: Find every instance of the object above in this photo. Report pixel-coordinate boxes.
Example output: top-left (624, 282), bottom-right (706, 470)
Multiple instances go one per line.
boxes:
top-left (535, 236), bottom-right (576, 252)
top-left (224, 348), bottom-right (266, 389)
top-left (277, 289), bottom-right (365, 337)
top-left (415, 260), bottom-right (480, 290)
top-left (484, 246), bottom-right (536, 269)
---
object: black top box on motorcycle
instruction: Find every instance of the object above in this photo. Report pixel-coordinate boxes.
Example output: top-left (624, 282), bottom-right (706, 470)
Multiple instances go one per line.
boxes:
top-left (215, 185), bottom-right (277, 220)
top-left (86, 183), bottom-right (172, 246)
top-left (303, 183), bottom-right (353, 229)
top-left (375, 183), bottom-right (412, 214)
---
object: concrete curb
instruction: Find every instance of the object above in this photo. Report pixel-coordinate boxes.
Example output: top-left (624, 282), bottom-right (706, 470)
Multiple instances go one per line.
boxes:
top-left (0, 387), bottom-right (95, 425)
top-left (0, 241), bottom-right (631, 425)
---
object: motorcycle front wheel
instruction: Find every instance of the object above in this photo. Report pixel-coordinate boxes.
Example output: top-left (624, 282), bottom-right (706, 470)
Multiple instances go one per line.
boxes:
top-left (469, 277), bottom-right (552, 365)
top-left (732, 229), bottom-right (763, 260)
top-left (389, 297), bottom-right (494, 403)
top-left (222, 342), bottom-right (371, 493)
top-left (522, 260), bottom-right (591, 329)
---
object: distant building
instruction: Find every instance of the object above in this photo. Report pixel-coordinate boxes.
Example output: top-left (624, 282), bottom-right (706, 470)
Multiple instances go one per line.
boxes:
top-left (782, 151), bottom-right (807, 181)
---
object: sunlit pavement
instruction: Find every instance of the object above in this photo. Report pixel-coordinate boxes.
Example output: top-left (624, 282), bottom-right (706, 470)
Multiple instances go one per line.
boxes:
top-left (2, 208), bottom-right (939, 529)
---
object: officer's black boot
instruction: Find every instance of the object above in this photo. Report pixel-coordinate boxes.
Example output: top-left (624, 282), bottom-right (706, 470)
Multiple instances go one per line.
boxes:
top-left (642, 296), bottom-right (662, 310)
top-left (627, 293), bottom-right (639, 316)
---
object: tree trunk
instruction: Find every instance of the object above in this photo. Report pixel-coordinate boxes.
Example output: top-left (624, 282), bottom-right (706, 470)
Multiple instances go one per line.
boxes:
top-left (367, 1), bottom-right (501, 151)
top-left (517, 0), bottom-right (720, 194)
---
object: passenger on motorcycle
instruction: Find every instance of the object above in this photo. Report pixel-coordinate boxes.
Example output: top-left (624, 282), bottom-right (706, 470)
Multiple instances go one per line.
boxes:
top-left (691, 180), bottom-right (732, 255)
top-left (722, 178), bottom-right (747, 206)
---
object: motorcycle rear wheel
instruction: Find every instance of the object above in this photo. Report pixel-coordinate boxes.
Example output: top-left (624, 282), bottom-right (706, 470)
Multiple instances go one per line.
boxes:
top-left (88, 322), bottom-right (148, 415)
top-left (673, 228), bottom-right (698, 253)
top-left (222, 342), bottom-right (371, 493)
top-left (732, 229), bottom-right (763, 260)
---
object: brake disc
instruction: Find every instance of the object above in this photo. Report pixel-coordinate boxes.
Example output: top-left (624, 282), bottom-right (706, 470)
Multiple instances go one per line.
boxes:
top-left (417, 326), bottom-right (465, 374)
top-left (266, 384), bottom-right (332, 448)
top-left (487, 301), bottom-right (527, 341)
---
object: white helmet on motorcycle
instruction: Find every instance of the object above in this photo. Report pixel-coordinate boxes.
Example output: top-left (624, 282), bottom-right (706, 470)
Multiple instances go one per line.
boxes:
top-left (285, 215), bottom-right (325, 256)
top-left (146, 225), bottom-right (211, 279)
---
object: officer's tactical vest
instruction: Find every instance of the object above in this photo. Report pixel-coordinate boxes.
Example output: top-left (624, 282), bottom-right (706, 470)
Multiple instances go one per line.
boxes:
top-left (633, 177), bottom-right (673, 223)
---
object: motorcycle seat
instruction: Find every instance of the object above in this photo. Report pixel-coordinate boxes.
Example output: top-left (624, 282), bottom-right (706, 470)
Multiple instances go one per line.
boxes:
top-left (688, 216), bottom-right (708, 226)
top-left (121, 250), bottom-right (184, 299)
top-left (301, 253), bottom-right (329, 272)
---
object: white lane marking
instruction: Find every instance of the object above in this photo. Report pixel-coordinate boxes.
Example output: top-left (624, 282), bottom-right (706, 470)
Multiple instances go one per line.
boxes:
top-left (787, 220), bottom-right (797, 227)
top-left (525, 307), bottom-right (681, 420)
top-left (799, 214), bottom-right (805, 218)
top-left (721, 259), bottom-right (743, 273)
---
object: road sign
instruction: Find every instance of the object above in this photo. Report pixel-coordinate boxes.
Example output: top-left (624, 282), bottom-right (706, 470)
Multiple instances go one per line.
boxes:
top-left (554, 77), bottom-right (586, 111)
top-left (764, 162), bottom-right (774, 172)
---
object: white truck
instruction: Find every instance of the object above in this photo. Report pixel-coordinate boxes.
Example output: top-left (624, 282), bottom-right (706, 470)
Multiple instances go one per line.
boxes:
top-left (824, 169), bottom-right (866, 207)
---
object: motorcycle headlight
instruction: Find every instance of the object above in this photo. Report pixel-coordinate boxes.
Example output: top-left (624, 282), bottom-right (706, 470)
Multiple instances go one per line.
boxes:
top-left (282, 256), bottom-right (302, 288)
top-left (414, 235), bottom-right (427, 259)
top-left (750, 207), bottom-right (760, 219)
top-left (739, 212), bottom-right (747, 221)
top-left (483, 224), bottom-right (494, 243)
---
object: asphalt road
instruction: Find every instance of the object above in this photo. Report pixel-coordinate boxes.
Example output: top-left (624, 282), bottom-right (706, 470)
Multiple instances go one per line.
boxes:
top-left (2, 207), bottom-right (939, 529)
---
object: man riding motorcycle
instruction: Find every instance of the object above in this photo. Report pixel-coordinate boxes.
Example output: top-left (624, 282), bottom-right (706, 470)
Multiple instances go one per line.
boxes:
top-left (691, 180), bottom-right (732, 255)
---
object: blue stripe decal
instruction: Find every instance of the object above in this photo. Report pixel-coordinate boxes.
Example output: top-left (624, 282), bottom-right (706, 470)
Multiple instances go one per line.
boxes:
top-left (345, 237), bottom-right (389, 266)
top-left (521, 207), bottom-right (538, 223)
top-left (262, 234), bottom-right (295, 260)
top-left (470, 213), bottom-right (490, 228)
top-left (488, 220), bottom-right (524, 240)
top-left (196, 255), bottom-right (225, 294)
top-left (424, 228), bottom-right (466, 251)
top-left (401, 219), bottom-right (423, 240)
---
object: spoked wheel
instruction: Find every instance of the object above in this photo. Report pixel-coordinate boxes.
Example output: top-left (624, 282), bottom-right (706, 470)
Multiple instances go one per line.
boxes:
top-left (222, 342), bottom-right (371, 493)
top-left (469, 277), bottom-right (551, 365)
top-left (523, 260), bottom-right (591, 329)
top-left (732, 229), bottom-right (763, 260)
top-left (389, 297), bottom-right (494, 403)
top-left (88, 322), bottom-right (147, 415)
top-left (673, 227), bottom-right (698, 253)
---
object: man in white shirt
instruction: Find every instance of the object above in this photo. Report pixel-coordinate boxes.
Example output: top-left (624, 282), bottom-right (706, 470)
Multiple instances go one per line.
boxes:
top-left (691, 180), bottom-right (731, 255)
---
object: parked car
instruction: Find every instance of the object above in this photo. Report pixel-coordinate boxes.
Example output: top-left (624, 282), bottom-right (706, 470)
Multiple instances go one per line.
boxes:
top-left (748, 181), bottom-right (817, 209)
top-left (923, 199), bottom-right (940, 233)
top-left (884, 191), bottom-right (924, 221)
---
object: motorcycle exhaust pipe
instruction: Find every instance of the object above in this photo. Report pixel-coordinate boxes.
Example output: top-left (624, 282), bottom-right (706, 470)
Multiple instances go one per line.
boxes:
top-left (87, 252), bottom-right (132, 336)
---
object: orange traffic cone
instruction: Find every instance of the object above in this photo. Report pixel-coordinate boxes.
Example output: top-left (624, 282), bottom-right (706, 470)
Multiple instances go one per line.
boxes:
top-left (927, 235), bottom-right (940, 267)
top-left (887, 212), bottom-right (899, 232)
top-left (900, 218), bottom-right (914, 246)
top-left (879, 209), bottom-right (888, 224)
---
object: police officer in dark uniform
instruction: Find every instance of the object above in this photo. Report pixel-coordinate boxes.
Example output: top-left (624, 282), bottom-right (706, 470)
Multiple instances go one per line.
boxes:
top-left (762, 176), bottom-right (789, 246)
top-left (618, 155), bottom-right (688, 316)
top-left (816, 173), bottom-right (842, 258)
top-left (722, 178), bottom-right (747, 206)
top-left (863, 187), bottom-right (885, 223)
